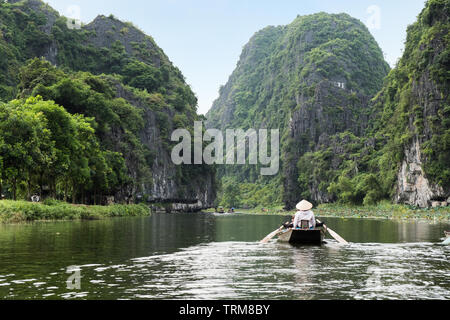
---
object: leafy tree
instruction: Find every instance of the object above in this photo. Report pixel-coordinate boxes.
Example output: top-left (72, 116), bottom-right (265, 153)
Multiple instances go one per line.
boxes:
top-left (220, 182), bottom-right (240, 208)
top-left (0, 98), bottom-right (54, 199)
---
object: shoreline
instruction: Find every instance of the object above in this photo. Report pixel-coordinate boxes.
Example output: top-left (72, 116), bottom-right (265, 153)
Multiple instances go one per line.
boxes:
top-left (1, 200), bottom-right (449, 224)
top-left (0, 200), bottom-right (150, 224)
top-left (206, 202), bottom-right (450, 222)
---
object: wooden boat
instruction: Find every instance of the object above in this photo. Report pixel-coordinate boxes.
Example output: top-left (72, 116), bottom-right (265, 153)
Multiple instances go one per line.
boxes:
top-left (277, 226), bottom-right (327, 245)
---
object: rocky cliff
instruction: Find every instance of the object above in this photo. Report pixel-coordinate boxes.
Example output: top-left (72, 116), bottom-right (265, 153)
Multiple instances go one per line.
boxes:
top-left (284, 81), bottom-right (372, 207)
top-left (207, 1), bottom-right (449, 209)
top-left (372, 0), bottom-right (449, 207)
top-left (396, 138), bottom-right (445, 207)
top-left (288, 0), bottom-right (449, 208)
top-left (206, 12), bottom-right (390, 208)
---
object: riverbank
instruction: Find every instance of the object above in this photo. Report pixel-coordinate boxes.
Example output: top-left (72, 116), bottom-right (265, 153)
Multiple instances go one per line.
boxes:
top-left (0, 200), bottom-right (150, 223)
top-left (208, 202), bottom-right (450, 221)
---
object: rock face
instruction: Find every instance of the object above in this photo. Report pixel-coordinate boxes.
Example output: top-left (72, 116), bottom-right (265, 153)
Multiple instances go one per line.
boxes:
top-left (389, 0), bottom-right (450, 207)
top-left (110, 83), bottom-right (217, 209)
top-left (396, 138), bottom-right (444, 207)
top-left (284, 81), bottom-right (372, 208)
top-left (393, 68), bottom-right (448, 207)
top-left (141, 110), bottom-right (216, 211)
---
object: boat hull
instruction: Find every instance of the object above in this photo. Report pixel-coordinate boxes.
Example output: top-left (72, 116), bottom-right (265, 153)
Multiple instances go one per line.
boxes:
top-left (278, 227), bottom-right (326, 245)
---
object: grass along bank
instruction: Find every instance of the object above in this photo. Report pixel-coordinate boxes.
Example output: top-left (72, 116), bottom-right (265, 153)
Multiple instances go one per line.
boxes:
top-left (0, 200), bottom-right (150, 224)
top-left (215, 201), bottom-right (450, 221)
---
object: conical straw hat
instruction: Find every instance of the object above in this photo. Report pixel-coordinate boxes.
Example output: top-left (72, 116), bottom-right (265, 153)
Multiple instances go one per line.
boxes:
top-left (296, 200), bottom-right (313, 211)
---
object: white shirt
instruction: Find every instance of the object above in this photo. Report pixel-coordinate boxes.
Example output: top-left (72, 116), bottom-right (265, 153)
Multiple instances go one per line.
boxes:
top-left (293, 210), bottom-right (316, 229)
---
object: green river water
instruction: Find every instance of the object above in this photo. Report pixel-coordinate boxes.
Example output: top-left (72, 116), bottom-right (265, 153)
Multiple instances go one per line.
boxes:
top-left (0, 213), bottom-right (449, 299)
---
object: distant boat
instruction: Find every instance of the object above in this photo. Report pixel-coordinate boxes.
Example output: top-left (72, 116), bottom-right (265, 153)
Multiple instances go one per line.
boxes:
top-left (215, 207), bottom-right (225, 214)
top-left (277, 227), bottom-right (327, 245)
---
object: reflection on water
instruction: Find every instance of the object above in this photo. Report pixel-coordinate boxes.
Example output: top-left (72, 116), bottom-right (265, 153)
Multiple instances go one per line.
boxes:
top-left (0, 213), bottom-right (449, 300)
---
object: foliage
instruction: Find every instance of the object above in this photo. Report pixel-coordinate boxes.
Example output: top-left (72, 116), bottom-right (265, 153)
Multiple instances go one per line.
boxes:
top-left (0, 0), bottom-right (54, 101)
top-left (0, 0), bottom-right (215, 205)
top-left (296, 0), bottom-right (449, 206)
top-left (0, 95), bottom-right (130, 203)
top-left (0, 200), bottom-right (149, 223)
top-left (368, 0), bottom-right (450, 191)
top-left (218, 177), bottom-right (283, 208)
top-left (206, 12), bottom-right (390, 207)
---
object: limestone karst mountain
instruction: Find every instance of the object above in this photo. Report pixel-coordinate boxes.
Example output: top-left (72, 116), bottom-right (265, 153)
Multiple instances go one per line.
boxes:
top-left (207, 0), bottom-right (449, 208)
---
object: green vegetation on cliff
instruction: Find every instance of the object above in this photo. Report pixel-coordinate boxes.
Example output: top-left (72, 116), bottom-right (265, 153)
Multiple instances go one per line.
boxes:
top-left (299, 0), bottom-right (449, 206)
top-left (209, 0), bottom-right (449, 209)
top-left (0, 1), bottom-right (195, 111)
top-left (207, 12), bottom-right (390, 208)
top-left (0, 0), bottom-right (216, 206)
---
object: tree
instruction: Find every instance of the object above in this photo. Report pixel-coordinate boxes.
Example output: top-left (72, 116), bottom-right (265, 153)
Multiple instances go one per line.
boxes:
top-left (220, 183), bottom-right (240, 208)
top-left (0, 98), bottom-right (55, 200)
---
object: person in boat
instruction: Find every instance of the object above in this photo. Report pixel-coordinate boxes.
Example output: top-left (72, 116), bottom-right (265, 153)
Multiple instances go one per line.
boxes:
top-left (293, 200), bottom-right (316, 230)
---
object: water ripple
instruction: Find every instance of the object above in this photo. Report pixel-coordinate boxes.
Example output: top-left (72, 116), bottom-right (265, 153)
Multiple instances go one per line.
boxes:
top-left (1, 241), bottom-right (448, 300)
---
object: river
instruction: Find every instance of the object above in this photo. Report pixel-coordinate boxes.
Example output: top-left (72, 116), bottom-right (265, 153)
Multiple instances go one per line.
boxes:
top-left (0, 213), bottom-right (449, 300)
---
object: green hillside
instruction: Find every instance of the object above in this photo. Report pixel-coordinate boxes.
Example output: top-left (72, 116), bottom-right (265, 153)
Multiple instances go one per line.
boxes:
top-left (206, 12), bottom-right (390, 208)
top-left (0, 0), bottom-right (216, 207)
